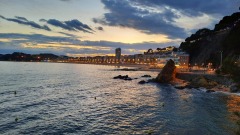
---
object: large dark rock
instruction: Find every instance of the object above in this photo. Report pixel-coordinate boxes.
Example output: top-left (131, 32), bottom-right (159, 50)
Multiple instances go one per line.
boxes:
top-left (141, 75), bottom-right (151, 78)
top-left (124, 77), bottom-right (133, 81)
top-left (138, 80), bottom-right (147, 84)
top-left (113, 75), bottom-right (128, 79)
top-left (191, 76), bottom-right (208, 87)
top-left (190, 76), bottom-right (218, 89)
top-left (113, 75), bottom-right (132, 81)
top-left (230, 84), bottom-right (239, 93)
top-left (156, 59), bottom-right (176, 83)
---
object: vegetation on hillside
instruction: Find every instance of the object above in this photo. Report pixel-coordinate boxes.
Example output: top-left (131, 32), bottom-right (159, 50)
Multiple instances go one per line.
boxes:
top-left (214, 12), bottom-right (240, 31)
top-left (0, 52), bottom-right (62, 61)
top-left (221, 57), bottom-right (240, 82)
top-left (222, 21), bottom-right (240, 55)
top-left (180, 12), bottom-right (240, 82)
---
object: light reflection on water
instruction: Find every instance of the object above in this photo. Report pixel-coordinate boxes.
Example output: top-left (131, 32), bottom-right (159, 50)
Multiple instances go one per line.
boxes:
top-left (226, 95), bottom-right (240, 134)
top-left (0, 62), bottom-right (239, 135)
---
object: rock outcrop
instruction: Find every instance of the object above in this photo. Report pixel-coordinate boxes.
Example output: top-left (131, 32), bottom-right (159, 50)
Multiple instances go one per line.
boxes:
top-left (156, 59), bottom-right (176, 83)
top-left (141, 75), bottom-right (151, 78)
top-left (189, 76), bottom-right (218, 89)
top-left (230, 84), bottom-right (240, 93)
top-left (113, 75), bottom-right (132, 81)
top-left (138, 80), bottom-right (147, 84)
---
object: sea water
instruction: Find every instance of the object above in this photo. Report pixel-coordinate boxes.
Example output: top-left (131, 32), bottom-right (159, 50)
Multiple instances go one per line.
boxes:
top-left (0, 61), bottom-right (239, 135)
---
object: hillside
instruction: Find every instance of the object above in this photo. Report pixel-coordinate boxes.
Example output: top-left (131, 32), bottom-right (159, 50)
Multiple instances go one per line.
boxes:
top-left (180, 12), bottom-right (240, 67)
top-left (0, 52), bottom-right (61, 61)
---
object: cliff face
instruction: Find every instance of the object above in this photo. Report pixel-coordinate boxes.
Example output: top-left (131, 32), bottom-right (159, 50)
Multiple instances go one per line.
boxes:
top-left (180, 12), bottom-right (240, 67)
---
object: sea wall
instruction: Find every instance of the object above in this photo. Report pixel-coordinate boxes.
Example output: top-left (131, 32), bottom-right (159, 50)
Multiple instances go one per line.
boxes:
top-left (176, 73), bottom-right (233, 86)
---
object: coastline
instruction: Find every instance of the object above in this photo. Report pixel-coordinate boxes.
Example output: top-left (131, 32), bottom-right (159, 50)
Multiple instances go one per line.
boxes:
top-left (1, 61), bottom-right (237, 94)
top-left (0, 61), bottom-right (162, 72)
top-left (91, 63), bottom-right (162, 72)
top-left (102, 61), bottom-right (236, 94)
top-left (175, 72), bottom-right (236, 94)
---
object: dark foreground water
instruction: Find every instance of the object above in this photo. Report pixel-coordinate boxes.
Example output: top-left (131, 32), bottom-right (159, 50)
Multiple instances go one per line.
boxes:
top-left (0, 62), bottom-right (240, 135)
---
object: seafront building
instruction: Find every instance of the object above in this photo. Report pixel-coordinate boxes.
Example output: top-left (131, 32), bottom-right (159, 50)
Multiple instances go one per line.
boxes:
top-left (179, 53), bottom-right (190, 67)
top-left (78, 47), bottom-right (190, 68)
top-left (115, 48), bottom-right (121, 63)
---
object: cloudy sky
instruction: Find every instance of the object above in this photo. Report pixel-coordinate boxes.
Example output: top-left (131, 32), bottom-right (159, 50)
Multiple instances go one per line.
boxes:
top-left (0, 0), bottom-right (239, 56)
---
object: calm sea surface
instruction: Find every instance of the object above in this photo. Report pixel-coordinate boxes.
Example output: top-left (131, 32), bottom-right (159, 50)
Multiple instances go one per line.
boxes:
top-left (0, 61), bottom-right (240, 135)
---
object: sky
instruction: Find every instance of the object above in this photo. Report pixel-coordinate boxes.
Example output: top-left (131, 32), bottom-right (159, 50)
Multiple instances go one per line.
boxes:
top-left (0, 0), bottom-right (239, 57)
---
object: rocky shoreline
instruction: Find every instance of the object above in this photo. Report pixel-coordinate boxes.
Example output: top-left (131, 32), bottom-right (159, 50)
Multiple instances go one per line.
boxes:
top-left (154, 59), bottom-right (239, 93)
top-left (111, 59), bottom-right (239, 93)
top-left (155, 60), bottom-right (238, 93)
top-left (112, 73), bottom-right (239, 93)
top-left (175, 73), bottom-right (240, 93)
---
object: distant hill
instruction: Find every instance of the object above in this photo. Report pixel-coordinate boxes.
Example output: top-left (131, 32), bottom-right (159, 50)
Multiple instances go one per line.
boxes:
top-left (0, 52), bottom-right (61, 61)
top-left (180, 12), bottom-right (240, 67)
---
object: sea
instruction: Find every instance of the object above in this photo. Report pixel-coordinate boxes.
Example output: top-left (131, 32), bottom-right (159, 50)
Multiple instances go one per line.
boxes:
top-left (0, 61), bottom-right (240, 135)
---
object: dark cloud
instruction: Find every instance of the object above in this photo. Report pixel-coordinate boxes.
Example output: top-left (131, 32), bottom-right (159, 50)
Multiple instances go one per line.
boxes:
top-left (58, 32), bottom-right (80, 38)
top-left (94, 0), bottom-right (239, 39)
top-left (132, 0), bottom-right (239, 16)
top-left (0, 15), bottom-right (51, 31)
top-left (0, 15), bottom-right (94, 34)
top-left (96, 26), bottom-right (104, 31)
top-left (64, 19), bottom-right (93, 33)
top-left (93, 0), bottom-right (187, 39)
top-left (15, 16), bottom-right (28, 21)
top-left (46, 19), bottom-right (75, 31)
top-left (43, 19), bottom-right (94, 33)
top-left (0, 33), bottom-right (178, 55)
top-left (0, 33), bottom-right (171, 49)
top-left (0, 33), bottom-right (79, 44)
top-left (39, 19), bottom-right (47, 22)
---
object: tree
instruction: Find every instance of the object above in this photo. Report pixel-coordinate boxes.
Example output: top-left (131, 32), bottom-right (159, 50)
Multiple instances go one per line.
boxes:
top-left (147, 48), bottom-right (153, 54)
top-left (156, 48), bottom-right (161, 52)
